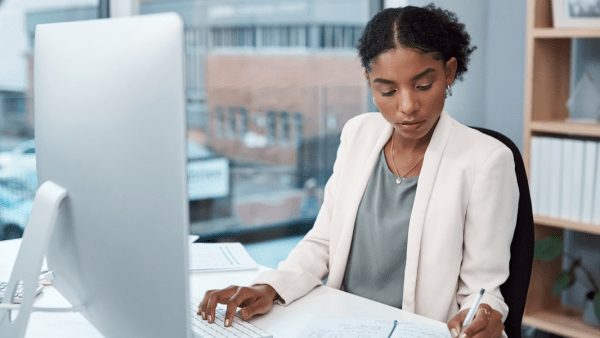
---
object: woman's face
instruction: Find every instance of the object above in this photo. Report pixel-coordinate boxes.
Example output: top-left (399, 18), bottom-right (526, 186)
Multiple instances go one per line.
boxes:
top-left (367, 47), bottom-right (457, 142)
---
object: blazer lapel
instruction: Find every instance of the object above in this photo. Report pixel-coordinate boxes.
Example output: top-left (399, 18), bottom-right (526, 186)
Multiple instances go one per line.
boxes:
top-left (402, 110), bottom-right (453, 313)
top-left (326, 120), bottom-right (394, 288)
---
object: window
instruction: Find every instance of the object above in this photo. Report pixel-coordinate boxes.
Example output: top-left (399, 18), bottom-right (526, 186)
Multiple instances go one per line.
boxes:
top-left (135, 0), bottom-right (372, 242)
top-left (208, 24), bottom-right (320, 50)
top-left (280, 111), bottom-right (290, 146)
top-left (228, 107), bottom-right (237, 139)
top-left (216, 106), bottom-right (224, 138)
top-left (294, 113), bottom-right (304, 147)
top-left (320, 25), bottom-right (363, 49)
top-left (266, 110), bottom-right (276, 144)
top-left (262, 26), bottom-right (275, 47)
top-left (239, 107), bottom-right (248, 139)
top-left (0, 0), bottom-right (101, 241)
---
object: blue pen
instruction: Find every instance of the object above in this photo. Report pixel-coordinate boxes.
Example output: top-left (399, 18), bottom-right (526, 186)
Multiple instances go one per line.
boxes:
top-left (462, 288), bottom-right (485, 331)
top-left (387, 320), bottom-right (398, 338)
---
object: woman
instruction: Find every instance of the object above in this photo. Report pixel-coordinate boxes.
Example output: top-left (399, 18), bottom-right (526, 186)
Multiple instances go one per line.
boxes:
top-left (198, 5), bottom-right (518, 338)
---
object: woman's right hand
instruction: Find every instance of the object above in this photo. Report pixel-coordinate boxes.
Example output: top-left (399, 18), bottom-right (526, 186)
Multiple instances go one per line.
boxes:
top-left (197, 284), bottom-right (279, 327)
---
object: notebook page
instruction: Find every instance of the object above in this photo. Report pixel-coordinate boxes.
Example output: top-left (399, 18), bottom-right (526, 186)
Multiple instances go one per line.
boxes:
top-left (296, 316), bottom-right (396, 338)
top-left (389, 321), bottom-right (451, 338)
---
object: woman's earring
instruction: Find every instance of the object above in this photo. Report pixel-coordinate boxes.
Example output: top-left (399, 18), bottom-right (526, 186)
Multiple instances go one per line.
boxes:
top-left (445, 85), bottom-right (452, 98)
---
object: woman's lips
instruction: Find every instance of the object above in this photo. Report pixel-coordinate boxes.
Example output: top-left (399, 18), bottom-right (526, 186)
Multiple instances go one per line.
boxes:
top-left (399, 120), bottom-right (425, 129)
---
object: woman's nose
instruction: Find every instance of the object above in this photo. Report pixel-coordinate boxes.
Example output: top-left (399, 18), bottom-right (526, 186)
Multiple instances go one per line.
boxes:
top-left (397, 89), bottom-right (418, 115)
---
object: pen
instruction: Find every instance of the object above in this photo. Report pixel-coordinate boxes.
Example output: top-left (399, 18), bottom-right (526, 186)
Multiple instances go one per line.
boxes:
top-left (462, 288), bottom-right (485, 331)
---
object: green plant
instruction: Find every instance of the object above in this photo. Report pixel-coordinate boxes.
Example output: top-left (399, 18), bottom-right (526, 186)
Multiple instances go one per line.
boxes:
top-left (535, 236), bottom-right (600, 321)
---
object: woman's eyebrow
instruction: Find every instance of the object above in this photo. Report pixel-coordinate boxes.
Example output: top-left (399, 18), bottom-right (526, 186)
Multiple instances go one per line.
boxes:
top-left (372, 68), bottom-right (437, 84)
top-left (412, 68), bottom-right (436, 80)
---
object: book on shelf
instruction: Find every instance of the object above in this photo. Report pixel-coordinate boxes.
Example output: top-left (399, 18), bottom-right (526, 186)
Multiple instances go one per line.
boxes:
top-left (569, 139), bottom-right (586, 222)
top-left (548, 138), bottom-right (562, 218)
top-left (530, 136), bottom-right (541, 215)
top-left (531, 136), bottom-right (600, 225)
top-left (538, 136), bottom-right (552, 216)
top-left (560, 138), bottom-right (574, 219)
top-left (593, 143), bottom-right (600, 224)
top-left (581, 140), bottom-right (598, 224)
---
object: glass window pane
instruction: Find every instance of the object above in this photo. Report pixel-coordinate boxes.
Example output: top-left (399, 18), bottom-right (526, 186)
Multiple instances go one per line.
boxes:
top-left (136, 0), bottom-right (370, 240)
top-left (0, 0), bottom-right (100, 241)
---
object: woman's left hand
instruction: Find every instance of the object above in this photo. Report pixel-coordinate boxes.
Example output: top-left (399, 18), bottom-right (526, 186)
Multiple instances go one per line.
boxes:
top-left (446, 303), bottom-right (504, 338)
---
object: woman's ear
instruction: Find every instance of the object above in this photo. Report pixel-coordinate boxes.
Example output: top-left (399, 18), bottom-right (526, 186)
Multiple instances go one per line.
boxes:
top-left (364, 70), bottom-right (370, 85)
top-left (445, 57), bottom-right (457, 86)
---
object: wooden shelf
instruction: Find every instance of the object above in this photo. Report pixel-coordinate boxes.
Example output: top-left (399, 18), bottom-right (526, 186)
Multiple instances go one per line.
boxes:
top-left (532, 28), bottom-right (600, 38)
top-left (534, 215), bottom-right (600, 236)
top-left (528, 121), bottom-right (600, 137)
top-left (523, 1), bottom-right (600, 336)
top-left (523, 307), bottom-right (600, 338)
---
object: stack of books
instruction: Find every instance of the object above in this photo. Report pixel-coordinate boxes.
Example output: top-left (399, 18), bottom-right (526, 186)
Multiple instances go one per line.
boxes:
top-left (530, 136), bottom-right (600, 224)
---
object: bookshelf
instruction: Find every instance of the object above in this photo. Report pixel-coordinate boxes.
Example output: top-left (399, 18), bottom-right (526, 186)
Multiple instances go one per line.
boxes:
top-left (523, 1), bottom-right (600, 337)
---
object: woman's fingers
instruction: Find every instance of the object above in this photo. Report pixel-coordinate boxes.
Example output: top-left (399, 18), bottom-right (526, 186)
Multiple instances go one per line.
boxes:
top-left (224, 287), bottom-right (260, 326)
top-left (224, 286), bottom-right (275, 326)
top-left (459, 306), bottom-right (491, 338)
top-left (446, 309), bottom-right (467, 337)
top-left (472, 306), bottom-right (504, 338)
top-left (198, 286), bottom-right (238, 322)
top-left (197, 284), bottom-right (279, 327)
top-left (447, 303), bottom-right (501, 338)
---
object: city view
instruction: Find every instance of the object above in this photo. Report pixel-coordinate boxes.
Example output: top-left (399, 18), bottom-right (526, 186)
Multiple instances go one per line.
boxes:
top-left (0, 0), bottom-right (377, 240)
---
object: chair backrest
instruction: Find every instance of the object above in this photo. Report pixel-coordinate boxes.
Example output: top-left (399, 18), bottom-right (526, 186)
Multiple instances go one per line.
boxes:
top-left (471, 127), bottom-right (534, 338)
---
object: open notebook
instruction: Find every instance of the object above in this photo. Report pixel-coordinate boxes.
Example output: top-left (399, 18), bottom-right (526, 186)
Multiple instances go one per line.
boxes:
top-left (297, 316), bottom-right (451, 338)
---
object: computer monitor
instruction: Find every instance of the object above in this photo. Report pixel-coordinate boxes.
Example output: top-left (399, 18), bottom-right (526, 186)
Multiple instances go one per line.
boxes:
top-left (34, 13), bottom-right (191, 337)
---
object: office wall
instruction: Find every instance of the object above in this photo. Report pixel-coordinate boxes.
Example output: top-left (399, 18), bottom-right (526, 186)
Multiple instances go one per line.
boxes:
top-left (483, 0), bottom-right (526, 151)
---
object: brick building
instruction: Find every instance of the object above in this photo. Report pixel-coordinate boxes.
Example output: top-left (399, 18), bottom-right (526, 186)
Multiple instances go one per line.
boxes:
top-left (141, 0), bottom-right (376, 166)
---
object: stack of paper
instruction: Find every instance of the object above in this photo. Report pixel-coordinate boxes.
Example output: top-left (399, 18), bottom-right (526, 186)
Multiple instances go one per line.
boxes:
top-left (189, 242), bottom-right (259, 272)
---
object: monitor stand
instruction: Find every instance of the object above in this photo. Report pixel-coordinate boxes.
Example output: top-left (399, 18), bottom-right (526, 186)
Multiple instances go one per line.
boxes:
top-left (0, 181), bottom-right (68, 338)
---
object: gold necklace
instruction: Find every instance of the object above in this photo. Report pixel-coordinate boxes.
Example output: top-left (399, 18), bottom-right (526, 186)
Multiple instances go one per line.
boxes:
top-left (390, 135), bottom-right (425, 184)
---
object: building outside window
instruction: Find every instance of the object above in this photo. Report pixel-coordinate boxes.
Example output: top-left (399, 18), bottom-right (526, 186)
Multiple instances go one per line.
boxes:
top-left (2, 0), bottom-right (376, 242)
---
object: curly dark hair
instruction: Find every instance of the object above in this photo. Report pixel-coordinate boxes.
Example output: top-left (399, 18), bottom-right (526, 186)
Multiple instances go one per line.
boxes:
top-left (357, 4), bottom-right (476, 82)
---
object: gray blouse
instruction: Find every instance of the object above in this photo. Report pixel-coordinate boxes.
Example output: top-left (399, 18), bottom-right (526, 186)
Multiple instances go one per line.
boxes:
top-left (341, 149), bottom-right (418, 309)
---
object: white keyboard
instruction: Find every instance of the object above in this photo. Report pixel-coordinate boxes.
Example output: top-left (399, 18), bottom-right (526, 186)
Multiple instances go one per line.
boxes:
top-left (189, 301), bottom-right (272, 338)
top-left (0, 281), bottom-right (44, 304)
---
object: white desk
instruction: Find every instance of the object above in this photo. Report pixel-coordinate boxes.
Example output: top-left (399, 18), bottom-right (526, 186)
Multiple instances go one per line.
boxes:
top-left (0, 239), bottom-right (448, 337)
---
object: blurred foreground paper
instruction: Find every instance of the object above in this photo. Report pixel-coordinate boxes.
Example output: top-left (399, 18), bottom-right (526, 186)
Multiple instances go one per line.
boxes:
top-left (189, 242), bottom-right (258, 271)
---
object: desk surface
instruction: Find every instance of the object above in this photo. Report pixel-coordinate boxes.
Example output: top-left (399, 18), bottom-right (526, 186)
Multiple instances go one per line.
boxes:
top-left (0, 239), bottom-right (448, 337)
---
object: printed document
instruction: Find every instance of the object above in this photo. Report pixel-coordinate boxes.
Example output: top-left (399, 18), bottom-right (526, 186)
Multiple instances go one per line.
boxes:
top-left (189, 242), bottom-right (258, 272)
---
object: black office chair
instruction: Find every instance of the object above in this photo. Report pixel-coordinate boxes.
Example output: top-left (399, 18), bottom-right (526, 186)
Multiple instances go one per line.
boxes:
top-left (471, 127), bottom-right (534, 338)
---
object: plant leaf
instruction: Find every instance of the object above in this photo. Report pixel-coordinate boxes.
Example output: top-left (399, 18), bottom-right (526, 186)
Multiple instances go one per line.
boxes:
top-left (534, 236), bottom-right (563, 261)
top-left (553, 271), bottom-right (575, 295)
top-left (594, 291), bottom-right (600, 321)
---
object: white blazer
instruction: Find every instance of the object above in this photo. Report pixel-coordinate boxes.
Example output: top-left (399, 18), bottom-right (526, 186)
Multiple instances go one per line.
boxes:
top-left (253, 110), bottom-right (519, 324)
